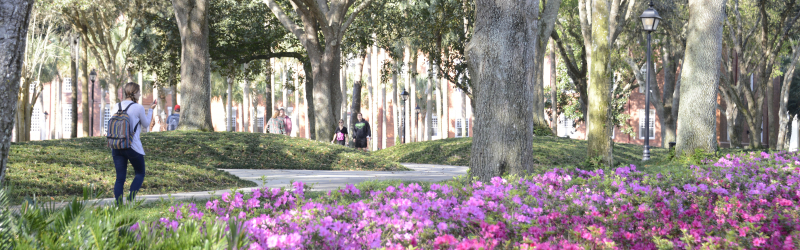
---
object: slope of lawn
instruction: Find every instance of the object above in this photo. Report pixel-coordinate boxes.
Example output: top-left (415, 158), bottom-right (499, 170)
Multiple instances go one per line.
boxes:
top-left (5, 131), bottom-right (406, 203)
top-left (374, 136), bottom-right (674, 167)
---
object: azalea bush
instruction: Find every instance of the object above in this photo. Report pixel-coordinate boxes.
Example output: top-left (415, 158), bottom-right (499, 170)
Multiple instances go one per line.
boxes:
top-left (121, 151), bottom-right (800, 249)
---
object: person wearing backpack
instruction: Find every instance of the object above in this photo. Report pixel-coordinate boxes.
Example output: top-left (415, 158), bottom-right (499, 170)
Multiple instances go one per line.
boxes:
top-left (107, 82), bottom-right (155, 204)
top-left (167, 105), bottom-right (180, 131)
top-left (331, 119), bottom-right (348, 146)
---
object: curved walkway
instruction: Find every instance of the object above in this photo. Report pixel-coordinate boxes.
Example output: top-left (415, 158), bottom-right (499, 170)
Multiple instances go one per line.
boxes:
top-left (93, 163), bottom-right (468, 206)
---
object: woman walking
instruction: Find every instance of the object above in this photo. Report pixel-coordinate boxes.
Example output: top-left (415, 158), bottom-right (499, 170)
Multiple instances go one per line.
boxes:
top-left (109, 82), bottom-right (156, 204)
top-left (331, 119), bottom-right (348, 146)
top-left (266, 110), bottom-right (286, 134)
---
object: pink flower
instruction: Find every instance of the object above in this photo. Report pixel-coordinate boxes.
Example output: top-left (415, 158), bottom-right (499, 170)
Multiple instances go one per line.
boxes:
top-left (434, 234), bottom-right (458, 249)
top-left (753, 237), bottom-right (766, 247)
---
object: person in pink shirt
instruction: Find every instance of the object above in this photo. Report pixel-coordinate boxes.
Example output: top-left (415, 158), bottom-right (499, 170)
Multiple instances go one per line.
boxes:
top-left (279, 108), bottom-right (292, 136)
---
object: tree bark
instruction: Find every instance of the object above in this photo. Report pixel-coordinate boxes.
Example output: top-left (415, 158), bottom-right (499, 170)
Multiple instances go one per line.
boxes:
top-left (341, 61), bottom-right (348, 121)
top-left (675, 0), bottom-right (727, 156)
top-left (393, 62), bottom-right (400, 144)
top-left (265, 61), bottom-right (273, 124)
top-left (262, 0), bottom-right (373, 142)
top-left (776, 43), bottom-right (800, 150)
top-left (227, 76), bottom-right (233, 132)
top-left (549, 39), bottom-right (558, 135)
top-left (81, 38), bottom-right (90, 137)
top-left (440, 75), bottom-right (448, 139)
top-left (409, 49), bottom-right (418, 142)
top-left (243, 77), bottom-right (250, 132)
top-left (0, 0), bottom-right (34, 186)
top-left (467, 0), bottom-right (537, 182)
top-left (426, 60), bottom-right (434, 141)
top-left (172, 0), bottom-right (214, 131)
top-left (530, 0), bottom-right (562, 131)
top-left (586, 0), bottom-right (613, 166)
top-left (303, 59), bottom-right (316, 140)
top-left (70, 35), bottom-right (79, 138)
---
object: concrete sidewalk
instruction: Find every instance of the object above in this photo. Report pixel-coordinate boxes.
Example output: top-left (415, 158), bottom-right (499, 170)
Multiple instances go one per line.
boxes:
top-left (90, 163), bottom-right (468, 206)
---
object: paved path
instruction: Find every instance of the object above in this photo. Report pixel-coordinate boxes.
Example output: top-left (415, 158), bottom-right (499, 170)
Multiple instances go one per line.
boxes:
top-left (89, 163), bottom-right (468, 206)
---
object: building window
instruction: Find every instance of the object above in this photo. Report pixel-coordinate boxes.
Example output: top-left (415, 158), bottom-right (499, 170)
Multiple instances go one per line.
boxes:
top-left (103, 105), bottom-right (111, 134)
top-left (611, 127), bottom-right (615, 139)
top-left (558, 116), bottom-right (574, 137)
top-left (256, 108), bottom-right (264, 132)
top-left (227, 107), bottom-right (238, 131)
top-left (431, 115), bottom-right (439, 137)
top-left (639, 109), bottom-right (655, 139)
top-left (64, 78), bottom-right (72, 93)
top-left (31, 106), bottom-right (42, 133)
top-left (29, 81), bottom-right (38, 93)
top-left (455, 118), bottom-right (470, 137)
top-left (64, 107), bottom-right (72, 135)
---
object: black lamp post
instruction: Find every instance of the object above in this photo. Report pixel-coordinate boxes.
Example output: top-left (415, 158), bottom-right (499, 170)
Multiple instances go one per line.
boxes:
top-left (89, 69), bottom-right (97, 136)
top-left (640, 1), bottom-right (661, 161)
top-left (400, 89), bottom-right (409, 143)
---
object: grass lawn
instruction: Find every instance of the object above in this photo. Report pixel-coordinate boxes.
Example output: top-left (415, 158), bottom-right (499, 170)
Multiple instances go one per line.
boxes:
top-left (374, 136), bottom-right (744, 175)
top-left (374, 136), bottom-right (669, 166)
top-left (4, 131), bottom-right (406, 204)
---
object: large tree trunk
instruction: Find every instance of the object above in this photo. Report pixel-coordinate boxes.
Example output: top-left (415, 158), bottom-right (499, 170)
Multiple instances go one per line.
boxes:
top-left (776, 44), bottom-right (800, 150)
top-left (467, 0), bottom-right (537, 182)
top-left (81, 39), bottom-right (90, 137)
top-left (308, 42), bottom-right (343, 141)
top-left (409, 49), bottom-right (418, 143)
top-left (393, 62), bottom-right (400, 144)
top-left (302, 59), bottom-right (316, 140)
top-left (660, 37), bottom-right (681, 148)
top-left (243, 77), bottom-right (251, 132)
top-left (530, 0), bottom-right (562, 131)
top-left (441, 75), bottom-right (448, 139)
top-left (585, 0), bottom-right (613, 166)
top-left (227, 76), bottom-right (233, 132)
top-left (426, 60), bottom-right (434, 141)
top-left (350, 52), bottom-right (366, 141)
top-left (0, 0), bottom-right (34, 186)
top-left (341, 61), bottom-right (348, 121)
top-left (265, 61), bottom-right (273, 124)
top-left (172, 0), bottom-right (214, 131)
top-left (70, 35), bottom-right (79, 138)
top-left (675, 0), bottom-right (727, 156)
top-left (549, 39), bottom-right (558, 135)
top-left (368, 48), bottom-right (376, 149)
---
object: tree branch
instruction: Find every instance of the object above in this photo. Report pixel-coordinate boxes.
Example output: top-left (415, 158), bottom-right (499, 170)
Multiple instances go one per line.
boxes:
top-left (262, 0), bottom-right (306, 40)
top-left (341, 0), bottom-right (376, 34)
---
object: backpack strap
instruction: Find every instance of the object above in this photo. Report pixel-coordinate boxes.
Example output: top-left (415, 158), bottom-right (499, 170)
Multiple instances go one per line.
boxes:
top-left (120, 102), bottom-right (140, 135)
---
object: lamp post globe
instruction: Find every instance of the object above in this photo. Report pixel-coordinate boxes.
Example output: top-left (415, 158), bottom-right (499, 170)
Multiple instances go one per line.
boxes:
top-left (639, 1), bottom-right (660, 161)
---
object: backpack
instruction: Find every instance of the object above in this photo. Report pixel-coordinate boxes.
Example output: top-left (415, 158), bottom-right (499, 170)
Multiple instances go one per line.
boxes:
top-left (107, 103), bottom-right (140, 149)
top-left (167, 114), bottom-right (179, 131)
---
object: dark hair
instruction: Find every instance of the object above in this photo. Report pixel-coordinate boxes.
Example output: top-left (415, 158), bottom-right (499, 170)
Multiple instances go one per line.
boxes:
top-left (124, 82), bottom-right (140, 103)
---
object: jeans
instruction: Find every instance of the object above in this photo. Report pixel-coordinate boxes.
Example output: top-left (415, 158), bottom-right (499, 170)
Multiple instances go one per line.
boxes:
top-left (111, 148), bottom-right (146, 201)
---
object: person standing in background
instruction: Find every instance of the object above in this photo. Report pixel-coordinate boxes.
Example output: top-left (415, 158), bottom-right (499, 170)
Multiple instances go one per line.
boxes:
top-left (167, 105), bottom-right (180, 131)
top-left (279, 108), bottom-right (292, 136)
top-left (353, 113), bottom-right (371, 152)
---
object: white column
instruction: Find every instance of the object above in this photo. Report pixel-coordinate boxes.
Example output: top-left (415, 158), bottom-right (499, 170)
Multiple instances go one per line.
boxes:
top-left (790, 116), bottom-right (799, 152)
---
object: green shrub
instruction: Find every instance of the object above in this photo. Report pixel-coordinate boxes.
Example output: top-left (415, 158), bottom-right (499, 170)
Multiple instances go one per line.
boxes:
top-left (6, 131), bottom-right (406, 204)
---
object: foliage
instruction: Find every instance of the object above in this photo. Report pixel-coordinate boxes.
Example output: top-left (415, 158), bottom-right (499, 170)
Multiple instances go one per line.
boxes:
top-left (375, 137), bottom-right (676, 169)
top-left (21, 151), bottom-right (795, 248)
top-left (5, 131), bottom-right (406, 204)
top-left (534, 125), bottom-right (555, 137)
